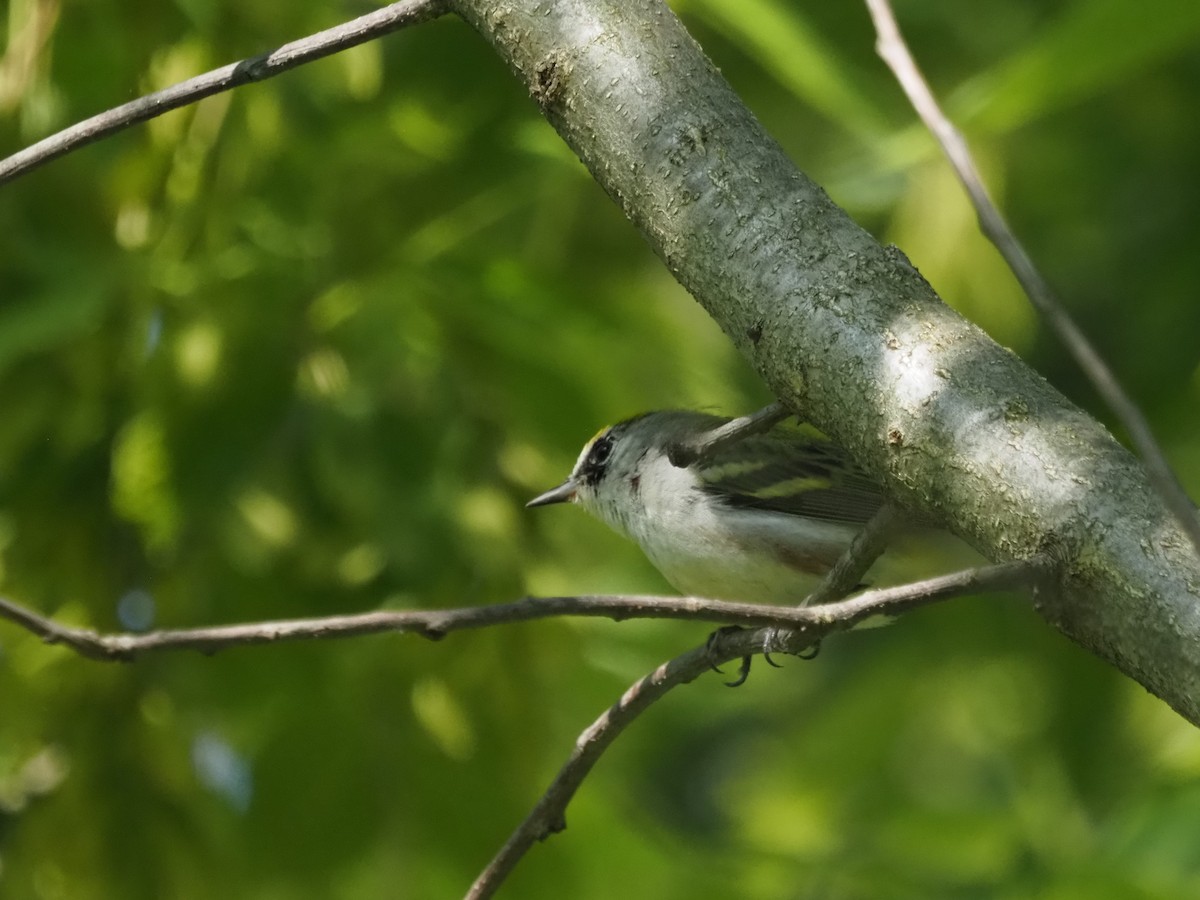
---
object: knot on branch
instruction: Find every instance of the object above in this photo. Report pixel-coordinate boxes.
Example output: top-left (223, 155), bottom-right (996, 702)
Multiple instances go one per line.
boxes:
top-left (531, 51), bottom-right (566, 110)
top-left (537, 814), bottom-right (567, 840)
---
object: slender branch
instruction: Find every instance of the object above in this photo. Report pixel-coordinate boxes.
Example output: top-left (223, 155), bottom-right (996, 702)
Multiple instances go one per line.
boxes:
top-left (0, 0), bottom-right (449, 186)
top-left (804, 503), bottom-right (900, 606)
top-left (0, 560), bottom-right (1043, 662)
top-left (864, 0), bottom-right (1200, 558)
top-left (466, 556), bottom-right (1047, 898)
top-left (466, 641), bottom-right (715, 899)
top-left (667, 400), bottom-right (790, 467)
top-left (779, 555), bottom-right (1045, 629)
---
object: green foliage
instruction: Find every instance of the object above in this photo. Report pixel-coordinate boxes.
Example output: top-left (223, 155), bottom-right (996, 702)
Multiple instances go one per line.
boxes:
top-left (2, 1), bottom-right (1199, 897)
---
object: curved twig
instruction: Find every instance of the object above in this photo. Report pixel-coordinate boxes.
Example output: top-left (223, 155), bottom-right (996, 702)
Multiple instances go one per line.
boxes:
top-left (0, 0), bottom-right (449, 185)
top-left (864, 0), bottom-right (1200, 558)
top-left (667, 401), bottom-right (790, 467)
top-left (465, 640), bottom-right (716, 899)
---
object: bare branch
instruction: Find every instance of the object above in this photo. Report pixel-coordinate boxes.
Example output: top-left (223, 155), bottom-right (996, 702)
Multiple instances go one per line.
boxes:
top-left (466, 557), bottom-right (1046, 898)
top-left (864, 0), bottom-right (1200, 558)
top-left (0, 560), bottom-right (1041, 662)
top-left (0, 0), bottom-right (449, 186)
top-left (667, 400), bottom-right (789, 467)
top-left (803, 504), bottom-right (900, 606)
top-left (466, 641), bottom-right (716, 899)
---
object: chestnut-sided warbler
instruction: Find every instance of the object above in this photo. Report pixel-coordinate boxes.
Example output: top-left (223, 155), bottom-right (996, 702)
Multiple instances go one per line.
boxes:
top-left (527, 410), bottom-right (885, 604)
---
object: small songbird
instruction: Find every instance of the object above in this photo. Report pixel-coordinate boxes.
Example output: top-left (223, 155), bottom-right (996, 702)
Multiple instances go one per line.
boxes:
top-left (527, 410), bottom-right (885, 604)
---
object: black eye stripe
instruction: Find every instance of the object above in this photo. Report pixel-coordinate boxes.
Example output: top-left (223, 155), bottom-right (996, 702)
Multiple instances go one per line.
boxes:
top-left (579, 432), bottom-right (615, 485)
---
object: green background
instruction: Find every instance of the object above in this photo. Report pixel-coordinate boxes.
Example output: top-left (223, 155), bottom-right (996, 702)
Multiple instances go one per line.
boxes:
top-left (2, 0), bottom-right (1200, 896)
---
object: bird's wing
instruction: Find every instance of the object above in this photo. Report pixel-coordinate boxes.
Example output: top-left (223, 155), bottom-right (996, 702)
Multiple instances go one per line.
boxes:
top-left (697, 430), bottom-right (885, 525)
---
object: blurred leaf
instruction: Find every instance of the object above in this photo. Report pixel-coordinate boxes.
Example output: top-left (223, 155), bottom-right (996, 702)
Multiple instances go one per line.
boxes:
top-left (686, 0), bottom-right (889, 139)
top-left (961, 0), bottom-right (1200, 129)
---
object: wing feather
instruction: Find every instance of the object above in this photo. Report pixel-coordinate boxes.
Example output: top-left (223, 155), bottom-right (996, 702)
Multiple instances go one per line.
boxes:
top-left (698, 429), bottom-right (884, 525)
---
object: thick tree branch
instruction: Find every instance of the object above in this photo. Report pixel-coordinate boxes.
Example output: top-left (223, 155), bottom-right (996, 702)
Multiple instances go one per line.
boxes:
top-left (0, 0), bottom-right (449, 185)
top-left (0, 560), bottom-right (1036, 662)
top-left (864, 0), bottom-right (1200, 560)
top-left (449, 0), bottom-right (1200, 725)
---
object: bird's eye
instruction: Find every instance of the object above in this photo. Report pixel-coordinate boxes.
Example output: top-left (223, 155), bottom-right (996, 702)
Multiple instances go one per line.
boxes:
top-left (577, 430), bottom-right (616, 487)
top-left (589, 434), bottom-right (613, 467)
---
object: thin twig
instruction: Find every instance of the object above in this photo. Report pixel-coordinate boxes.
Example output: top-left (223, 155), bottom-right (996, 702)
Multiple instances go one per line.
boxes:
top-left (465, 641), bottom-right (714, 899)
top-left (667, 401), bottom-right (790, 467)
top-left (0, 0), bottom-right (449, 186)
top-left (864, 0), bottom-right (1200, 557)
top-left (782, 555), bottom-right (1044, 631)
top-left (0, 557), bottom-right (1040, 662)
top-left (804, 503), bottom-right (900, 606)
top-left (467, 555), bottom-right (1046, 898)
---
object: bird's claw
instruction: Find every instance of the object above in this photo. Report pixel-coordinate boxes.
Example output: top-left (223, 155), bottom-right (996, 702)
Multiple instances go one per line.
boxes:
top-left (724, 654), bottom-right (753, 688)
top-left (705, 625), bottom-right (741, 675)
top-left (796, 640), bottom-right (821, 660)
top-left (705, 626), bottom-right (762, 687)
top-left (706, 628), bottom-right (821, 687)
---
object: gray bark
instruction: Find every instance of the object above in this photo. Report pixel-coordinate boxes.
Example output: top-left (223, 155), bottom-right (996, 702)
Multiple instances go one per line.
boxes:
top-left (450, 0), bottom-right (1200, 723)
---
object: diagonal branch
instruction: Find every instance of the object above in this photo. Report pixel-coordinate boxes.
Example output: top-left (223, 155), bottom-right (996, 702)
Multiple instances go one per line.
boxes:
top-left (465, 640), bottom-right (716, 899)
top-left (466, 557), bottom-right (1046, 898)
top-left (804, 503), bottom-right (900, 606)
top-left (864, 0), bottom-right (1200, 558)
top-left (0, 0), bottom-right (449, 186)
top-left (667, 400), bottom-right (790, 467)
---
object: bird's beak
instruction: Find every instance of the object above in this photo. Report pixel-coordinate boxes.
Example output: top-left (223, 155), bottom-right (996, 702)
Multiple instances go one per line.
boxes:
top-left (526, 479), bottom-right (577, 508)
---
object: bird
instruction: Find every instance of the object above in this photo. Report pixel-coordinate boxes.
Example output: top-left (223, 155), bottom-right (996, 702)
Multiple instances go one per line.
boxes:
top-left (527, 410), bottom-right (885, 605)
